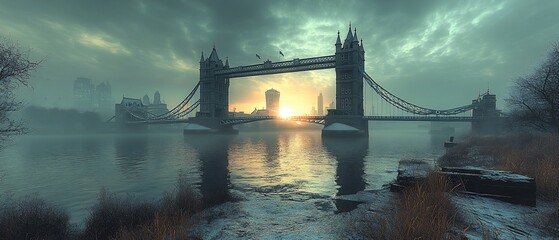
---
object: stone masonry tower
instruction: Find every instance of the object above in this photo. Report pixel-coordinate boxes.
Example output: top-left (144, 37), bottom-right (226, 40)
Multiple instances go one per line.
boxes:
top-left (335, 23), bottom-right (365, 116)
top-left (187, 46), bottom-right (236, 133)
top-left (197, 46), bottom-right (230, 119)
top-left (323, 23), bottom-right (368, 136)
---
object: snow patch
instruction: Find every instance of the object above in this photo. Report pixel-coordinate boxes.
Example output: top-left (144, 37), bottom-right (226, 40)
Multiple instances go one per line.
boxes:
top-left (189, 188), bottom-right (398, 239)
top-left (184, 123), bottom-right (210, 130)
top-left (323, 123), bottom-right (358, 131)
top-left (453, 194), bottom-right (555, 239)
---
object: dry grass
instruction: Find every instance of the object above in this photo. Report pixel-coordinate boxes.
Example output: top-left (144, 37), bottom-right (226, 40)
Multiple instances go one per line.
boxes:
top-left (0, 174), bottom-right (203, 240)
top-left (496, 135), bottom-right (559, 200)
top-left (115, 212), bottom-right (192, 240)
top-left (394, 172), bottom-right (458, 239)
top-left (439, 133), bottom-right (559, 231)
top-left (83, 189), bottom-right (159, 239)
top-left (114, 176), bottom-right (202, 240)
top-left (0, 196), bottom-right (75, 240)
top-left (354, 173), bottom-right (460, 239)
top-left (439, 134), bottom-right (559, 200)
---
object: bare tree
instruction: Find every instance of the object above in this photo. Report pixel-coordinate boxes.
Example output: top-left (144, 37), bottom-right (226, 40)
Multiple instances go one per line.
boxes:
top-left (507, 44), bottom-right (559, 133)
top-left (0, 37), bottom-right (40, 142)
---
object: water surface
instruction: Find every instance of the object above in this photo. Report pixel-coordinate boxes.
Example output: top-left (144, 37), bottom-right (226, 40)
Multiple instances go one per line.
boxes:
top-left (0, 125), bottom-right (447, 228)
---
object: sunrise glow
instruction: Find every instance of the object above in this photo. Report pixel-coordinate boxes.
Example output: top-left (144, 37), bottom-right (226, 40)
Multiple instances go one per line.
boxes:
top-left (279, 107), bottom-right (294, 118)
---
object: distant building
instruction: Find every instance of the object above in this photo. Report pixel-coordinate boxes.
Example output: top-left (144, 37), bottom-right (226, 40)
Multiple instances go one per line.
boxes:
top-left (142, 94), bottom-right (151, 105)
top-left (73, 77), bottom-right (113, 115)
top-left (95, 81), bottom-right (112, 113)
top-left (265, 88), bottom-right (280, 116)
top-left (154, 91), bottom-right (162, 104)
top-left (115, 97), bottom-right (147, 123)
top-left (73, 77), bottom-right (95, 110)
top-left (147, 91), bottom-right (168, 116)
top-left (251, 108), bottom-right (268, 116)
top-left (317, 93), bottom-right (324, 115)
top-left (311, 106), bottom-right (317, 116)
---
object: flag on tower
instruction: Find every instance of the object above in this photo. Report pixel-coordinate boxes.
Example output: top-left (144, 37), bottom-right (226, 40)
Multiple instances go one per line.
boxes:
top-left (279, 51), bottom-right (284, 57)
top-left (256, 54), bottom-right (261, 59)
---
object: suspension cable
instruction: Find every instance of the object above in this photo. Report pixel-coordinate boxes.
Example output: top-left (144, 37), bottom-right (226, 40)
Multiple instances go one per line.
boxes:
top-left (363, 71), bottom-right (475, 115)
top-left (149, 82), bottom-right (200, 120)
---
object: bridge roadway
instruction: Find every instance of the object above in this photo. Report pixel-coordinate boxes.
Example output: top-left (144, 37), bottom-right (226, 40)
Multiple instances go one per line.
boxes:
top-left (128, 115), bottom-right (475, 125)
top-left (215, 55), bottom-right (336, 78)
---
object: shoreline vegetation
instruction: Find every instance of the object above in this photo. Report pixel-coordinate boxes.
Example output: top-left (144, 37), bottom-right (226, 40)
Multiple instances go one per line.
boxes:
top-left (0, 173), bottom-right (203, 240)
top-left (388, 173), bottom-right (460, 239)
top-left (439, 133), bottom-right (559, 201)
top-left (440, 133), bottom-right (559, 235)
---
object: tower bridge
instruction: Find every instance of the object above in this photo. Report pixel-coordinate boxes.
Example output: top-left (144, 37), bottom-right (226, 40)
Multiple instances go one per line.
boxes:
top-left (115, 24), bottom-right (504, 136)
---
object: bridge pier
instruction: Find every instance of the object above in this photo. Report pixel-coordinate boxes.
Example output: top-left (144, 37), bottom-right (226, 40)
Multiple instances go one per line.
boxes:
top-left (183, 117), bottom-right (238, 134)
top-left (322, 113), bottom-right (368, 137)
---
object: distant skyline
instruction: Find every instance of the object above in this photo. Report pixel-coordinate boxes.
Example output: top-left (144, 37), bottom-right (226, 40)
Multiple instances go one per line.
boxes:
top-left (2, 0), bottom-right (559, 115)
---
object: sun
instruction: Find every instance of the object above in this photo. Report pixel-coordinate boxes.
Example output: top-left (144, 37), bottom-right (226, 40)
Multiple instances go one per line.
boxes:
top-left (279, 107), bottom-right (294, 118)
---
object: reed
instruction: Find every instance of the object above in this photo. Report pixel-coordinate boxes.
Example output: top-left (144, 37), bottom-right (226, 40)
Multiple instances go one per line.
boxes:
top-left (439, 133), bottom-right (559, 229)
top-left (0, 196), bottom-right (74, 240)
top-left (394, 172), bottom-right (457, 239)
top-left (353, 172), bottom-right (459, 239)
top-left (0, 173), bottom-right (203, 240)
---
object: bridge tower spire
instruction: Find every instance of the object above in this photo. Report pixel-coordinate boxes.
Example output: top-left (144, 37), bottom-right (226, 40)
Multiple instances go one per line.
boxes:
top-left (343, 23), bottom-right (354, 48)
top-left (335, 31), bottom-right (342, 51)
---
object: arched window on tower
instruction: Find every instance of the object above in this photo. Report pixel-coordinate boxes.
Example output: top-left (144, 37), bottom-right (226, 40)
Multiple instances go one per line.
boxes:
top-left (343, 98), bottom-right (351, 110)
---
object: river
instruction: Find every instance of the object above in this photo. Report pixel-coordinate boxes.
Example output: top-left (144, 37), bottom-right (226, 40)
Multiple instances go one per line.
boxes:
top-left (0, 122), bottom-right (455, 236)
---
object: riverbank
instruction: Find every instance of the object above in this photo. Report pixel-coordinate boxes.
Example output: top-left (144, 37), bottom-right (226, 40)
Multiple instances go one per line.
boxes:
top-left (440, 133), bottom-right (559, 200)
top-left (0, 174), bottom-right (203, 240)
top-left (174, 134), bottom-right (559, 238)
top-left (314, 133), bottom-right (558, 239)
top-left (439, 133), bottom-right (559, 237)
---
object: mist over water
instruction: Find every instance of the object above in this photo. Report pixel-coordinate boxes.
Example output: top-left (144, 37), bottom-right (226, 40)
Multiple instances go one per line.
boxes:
top-left (0, 124), bottom-right (451, 227)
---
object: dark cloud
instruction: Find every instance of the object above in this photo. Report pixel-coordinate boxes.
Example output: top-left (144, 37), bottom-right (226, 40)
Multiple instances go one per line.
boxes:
top-left (1, 0), bottom-right (558, 113)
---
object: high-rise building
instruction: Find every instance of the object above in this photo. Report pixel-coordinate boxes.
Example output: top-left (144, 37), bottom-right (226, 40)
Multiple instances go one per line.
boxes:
top-left (154, 91), bottom-right (161, 104)
top-left (73, 77), bottom-right (95, 110)
top-left (317, 92), bottom-right (324, 115)
top-left (265, 88), bottom-right (280, 116)
top-left (95, 81), bottom-right (112, 112)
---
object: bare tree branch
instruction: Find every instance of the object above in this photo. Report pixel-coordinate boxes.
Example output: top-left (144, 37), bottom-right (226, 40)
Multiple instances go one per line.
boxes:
top-left (0, 36), bottom-right (40, 143)
top-left (507, 44), bottom-right (559, 132)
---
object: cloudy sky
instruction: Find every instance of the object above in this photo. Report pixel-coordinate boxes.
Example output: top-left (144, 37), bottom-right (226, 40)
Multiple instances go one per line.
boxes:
top-left (2, 0), bottom-right (558, 115)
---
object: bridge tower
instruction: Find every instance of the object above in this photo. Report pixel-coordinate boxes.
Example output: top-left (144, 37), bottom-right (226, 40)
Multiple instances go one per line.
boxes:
top-left (323, 24), bottom-right (368, 137)
top-left (471, 92), bottom-right (503, 134)
top-left (187, 47), bottom-right (236, 133)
